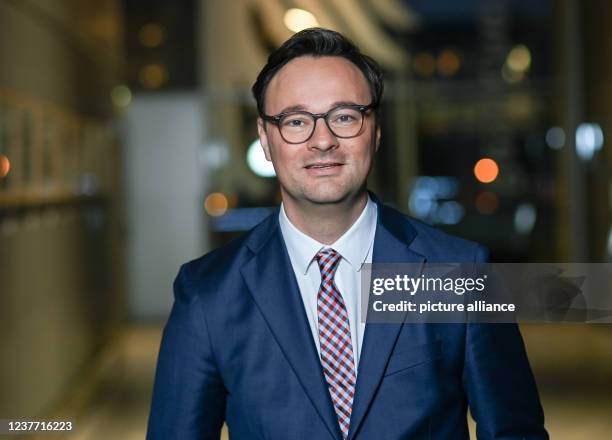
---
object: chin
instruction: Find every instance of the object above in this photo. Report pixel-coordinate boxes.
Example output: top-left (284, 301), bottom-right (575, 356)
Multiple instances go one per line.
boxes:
top-left (303, 187), bottom-right (353, 205)
top-left (306, 195), bottom-right (345, 205)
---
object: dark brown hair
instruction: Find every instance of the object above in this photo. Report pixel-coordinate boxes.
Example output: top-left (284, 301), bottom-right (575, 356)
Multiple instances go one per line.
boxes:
top-left (252, 28), bottom-right (384, 117)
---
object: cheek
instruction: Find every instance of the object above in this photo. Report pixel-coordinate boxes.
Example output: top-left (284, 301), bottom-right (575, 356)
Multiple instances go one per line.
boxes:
top-left (270, 148), bottom-right (301, 179)
top-left (354, 145), bottom-right (376, 169)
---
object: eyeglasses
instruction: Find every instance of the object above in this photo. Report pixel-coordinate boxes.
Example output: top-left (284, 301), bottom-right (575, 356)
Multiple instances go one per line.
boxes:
top-left (261, 103), bottom-right (376, 144)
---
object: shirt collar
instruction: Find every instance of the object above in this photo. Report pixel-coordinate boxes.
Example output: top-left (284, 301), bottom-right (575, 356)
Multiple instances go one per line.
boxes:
top-left (279, 195), bottom-right (378, 275)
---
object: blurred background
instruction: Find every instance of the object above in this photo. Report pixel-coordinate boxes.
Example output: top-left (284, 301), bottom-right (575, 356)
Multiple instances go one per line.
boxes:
top-left (0, 0), bottom-right (611, 438)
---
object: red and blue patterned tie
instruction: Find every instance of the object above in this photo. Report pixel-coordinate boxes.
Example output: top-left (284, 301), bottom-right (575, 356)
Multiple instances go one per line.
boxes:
top-left (316, 249), bottom-right (356, 440)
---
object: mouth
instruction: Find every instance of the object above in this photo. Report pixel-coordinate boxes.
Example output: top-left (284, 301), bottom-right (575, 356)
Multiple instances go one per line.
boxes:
top-left (304, 162), bottom-right (343, 169)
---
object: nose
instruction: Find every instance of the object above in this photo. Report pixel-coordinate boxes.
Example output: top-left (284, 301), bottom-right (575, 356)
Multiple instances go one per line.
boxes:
top-left (307, 117), bottom-right (338, 151)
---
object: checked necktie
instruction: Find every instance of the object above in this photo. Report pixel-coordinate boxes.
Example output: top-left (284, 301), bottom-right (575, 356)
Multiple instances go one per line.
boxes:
top-left (315, 248), bottom-right (357, 440)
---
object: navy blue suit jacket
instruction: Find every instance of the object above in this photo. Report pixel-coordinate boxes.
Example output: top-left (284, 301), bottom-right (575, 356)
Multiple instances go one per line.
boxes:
top-left (147, 199), bottom-right (547, 439)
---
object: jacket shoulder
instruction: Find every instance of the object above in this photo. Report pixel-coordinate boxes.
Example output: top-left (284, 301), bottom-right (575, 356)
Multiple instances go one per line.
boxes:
top-left (380, 202), bottom-right (488, 262)
top-left (174, 211), bottom-right (278, 302)
top-left (410, 217), bottom-right (488, 262)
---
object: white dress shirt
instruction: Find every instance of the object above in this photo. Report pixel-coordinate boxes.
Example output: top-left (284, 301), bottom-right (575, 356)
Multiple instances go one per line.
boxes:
top-left (278, 196), bottom-right (377, 373)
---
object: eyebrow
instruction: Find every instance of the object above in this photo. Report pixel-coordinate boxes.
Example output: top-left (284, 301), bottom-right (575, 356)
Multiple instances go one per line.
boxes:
top-left (276, 101), bottom-right (363, 115)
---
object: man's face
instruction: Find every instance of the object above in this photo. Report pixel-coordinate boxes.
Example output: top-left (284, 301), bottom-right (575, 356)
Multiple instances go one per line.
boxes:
top-left (258, 56), bottom-right (380, 207)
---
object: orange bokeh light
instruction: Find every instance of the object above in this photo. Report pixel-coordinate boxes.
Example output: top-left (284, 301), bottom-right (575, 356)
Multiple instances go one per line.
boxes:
top-left (475, 191), bottom-right (499, 214)
top-left (437, 49), bottom-right (461, 77)
top-left (474, 158), bottom-right (499, 184)
top-left (0, 154), bottom-right (10, 178)
top-left (204, 192), bottom-right (228, 216)
top-left (413, 52), bottom-right (436, 77)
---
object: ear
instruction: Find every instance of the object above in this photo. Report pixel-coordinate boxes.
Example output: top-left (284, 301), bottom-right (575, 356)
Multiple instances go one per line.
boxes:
top-left (374, 125), bottom-right (381, 152)
top-left (257, 118), bottom-right (272, 161)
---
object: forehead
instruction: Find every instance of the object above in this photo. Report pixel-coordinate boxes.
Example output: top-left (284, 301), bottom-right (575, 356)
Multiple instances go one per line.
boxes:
top-left (264, 56), bottom-right (371, 114)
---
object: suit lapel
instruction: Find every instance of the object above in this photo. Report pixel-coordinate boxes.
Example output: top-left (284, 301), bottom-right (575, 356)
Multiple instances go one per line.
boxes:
top-left (347, 202), bottom-right (426, 440)
top-left (240, 221), bottom-right (342, 440)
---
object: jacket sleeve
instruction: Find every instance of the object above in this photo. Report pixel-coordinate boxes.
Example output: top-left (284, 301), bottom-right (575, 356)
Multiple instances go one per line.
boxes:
top-left (147, 266), bottom-right (226, 439)
top-left (463, 245), bottom-right (548, 439)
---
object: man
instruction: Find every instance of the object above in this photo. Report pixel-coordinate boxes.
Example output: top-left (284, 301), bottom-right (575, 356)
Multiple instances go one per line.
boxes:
top-left (147, 28), bottom-right (547, 439)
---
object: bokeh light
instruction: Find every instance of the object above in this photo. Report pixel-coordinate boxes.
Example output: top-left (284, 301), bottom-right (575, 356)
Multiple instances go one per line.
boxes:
top-left (284, 8), bottom-right (319, 33)
top-left (435, 201), bottom-right (464, 225)
top-left (506, 45), bottom-right (532, 73)
top-left (111, 85), bottom-right (132, 108)
top-left (204, 192), bottom-right (229, 217)
top-left (514, 203), bottom-right (537, 235)
top-left (546, 127), bottom-right (566, 150)
top-left (139, 64), bottom-right (168, 89)
top-left (0, 154), bottom-right (10, 178)
top-left (247, 139), bottom-right (276, 178)
top-left (502, 45), bottom-right (532, 84)
top-left (475, 191), bottom-right (499, 214)
top-left (437, 49), bottom-right (461, 77)
top-left (138, 23), bottom-right (165, 48)
top-left (413, 52), bottom-right (436, 77)
top-left (474, 158), bottom-right (499, 184)
top-left (575, 123), bottom-right (604, 161)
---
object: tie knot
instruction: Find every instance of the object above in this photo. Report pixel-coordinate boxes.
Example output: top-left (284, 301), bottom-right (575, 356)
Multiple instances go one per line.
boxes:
top-left (315, 248), bottom-right (342, 281)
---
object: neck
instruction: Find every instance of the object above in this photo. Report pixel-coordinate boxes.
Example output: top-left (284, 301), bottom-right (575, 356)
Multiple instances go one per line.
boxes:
top-left (282, 192), bottom-right (368, 245)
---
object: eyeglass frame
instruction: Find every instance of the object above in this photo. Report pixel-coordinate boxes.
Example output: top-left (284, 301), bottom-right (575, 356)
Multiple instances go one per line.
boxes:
top-left (260, 102), bottom-right (377, 144)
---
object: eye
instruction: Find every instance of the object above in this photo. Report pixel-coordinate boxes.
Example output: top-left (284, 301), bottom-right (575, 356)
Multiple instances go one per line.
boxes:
top-left (281, 114), bottom-right (311, 129)
top-left (286, 119), bottom-right (304, 127)
top-left (330, 110), bottom-right (359, 125)
top-left (336, 114), bottom-right (356, 123)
